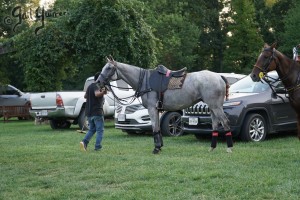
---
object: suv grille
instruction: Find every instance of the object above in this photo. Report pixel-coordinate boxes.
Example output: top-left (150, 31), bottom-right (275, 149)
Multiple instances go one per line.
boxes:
top-left (125, 104), bottom-right (145, 114)
top-left (184, 102), bottom-right (210, 115)
top-left (115, 104), bottom-right (122, 113)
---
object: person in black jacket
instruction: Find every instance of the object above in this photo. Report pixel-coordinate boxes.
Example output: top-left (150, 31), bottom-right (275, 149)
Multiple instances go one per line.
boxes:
top-left (80, 72), bottom-right (107, 151)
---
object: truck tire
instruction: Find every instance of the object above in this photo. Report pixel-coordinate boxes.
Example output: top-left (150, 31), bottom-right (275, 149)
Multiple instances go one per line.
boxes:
top-left (240, 113), bottom-right (267, 142)
top-left (161, 111), bottom-right (183, 137)
top-left (49, 119), bottom-right (71, 129)
top-left (78, 109), bottom-right (89, 130)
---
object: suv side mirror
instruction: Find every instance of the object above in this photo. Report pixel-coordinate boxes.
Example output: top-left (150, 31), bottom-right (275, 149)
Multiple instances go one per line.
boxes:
top-left (275, 86), bottom-right (286, 94)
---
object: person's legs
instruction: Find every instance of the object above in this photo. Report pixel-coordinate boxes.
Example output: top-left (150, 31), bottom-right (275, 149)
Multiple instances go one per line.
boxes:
top-left (94, 115), bottom-right (104, 150)
top-left (81, 117), bottom-right (96, 150)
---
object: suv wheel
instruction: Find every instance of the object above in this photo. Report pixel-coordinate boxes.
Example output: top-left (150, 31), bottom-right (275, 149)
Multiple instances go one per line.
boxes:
top-left (161, 112), bottom-right (183, 137)
top-left (241, 113), bottom-right (267, 142)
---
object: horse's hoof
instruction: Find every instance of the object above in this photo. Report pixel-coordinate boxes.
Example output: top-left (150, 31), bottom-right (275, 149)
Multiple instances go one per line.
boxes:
top-left (208, 147), bottom-right (215, 152)
top-left (226, 147), bottom-right (233, 153)
top-left (152, 148), bottom-right (161, 154)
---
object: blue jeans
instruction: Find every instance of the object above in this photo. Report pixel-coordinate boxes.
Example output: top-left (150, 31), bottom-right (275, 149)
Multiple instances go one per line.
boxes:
top-left (82, 115), bottom-right (104, 150)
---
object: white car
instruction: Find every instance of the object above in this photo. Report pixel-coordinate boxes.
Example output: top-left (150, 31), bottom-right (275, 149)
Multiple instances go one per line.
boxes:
top-left (114, 73), bottom-right (245, 136)
top-left (115, 98), bottom-right (183, 136)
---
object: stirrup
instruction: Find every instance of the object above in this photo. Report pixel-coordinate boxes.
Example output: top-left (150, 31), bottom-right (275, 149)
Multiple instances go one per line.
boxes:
top-left (156, 101), bottom-right (163, 110)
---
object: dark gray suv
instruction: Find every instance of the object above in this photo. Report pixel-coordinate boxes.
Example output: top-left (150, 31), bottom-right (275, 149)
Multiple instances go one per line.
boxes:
top-left (181, 71), bottom-right (297, 142)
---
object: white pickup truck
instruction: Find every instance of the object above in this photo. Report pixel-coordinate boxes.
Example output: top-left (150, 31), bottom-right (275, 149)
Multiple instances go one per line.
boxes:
top-left (29, 77), bottom-right (134, 130)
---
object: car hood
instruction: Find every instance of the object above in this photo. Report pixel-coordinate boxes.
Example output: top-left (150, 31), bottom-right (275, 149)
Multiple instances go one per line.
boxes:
top-left (228, 92), bottom-right (258, 99)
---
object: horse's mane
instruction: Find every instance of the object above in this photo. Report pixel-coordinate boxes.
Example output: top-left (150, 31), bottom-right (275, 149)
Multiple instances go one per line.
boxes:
top-left (275, 48), bottom-right (300, 68)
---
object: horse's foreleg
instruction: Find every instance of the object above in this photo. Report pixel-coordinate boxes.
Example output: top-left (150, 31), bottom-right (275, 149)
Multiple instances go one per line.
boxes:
top-left (148, 107), bottom-right (163, 154)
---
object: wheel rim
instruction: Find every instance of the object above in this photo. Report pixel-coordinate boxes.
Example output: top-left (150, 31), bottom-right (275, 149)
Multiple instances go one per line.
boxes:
top-left (249, 117), bottom-right (265, 141)
top-left (168, 115), bottom-right (182, 136)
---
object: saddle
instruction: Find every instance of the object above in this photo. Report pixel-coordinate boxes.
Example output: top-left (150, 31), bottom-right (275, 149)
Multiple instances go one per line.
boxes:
top-left (149, 65), bottom-right (187, 110)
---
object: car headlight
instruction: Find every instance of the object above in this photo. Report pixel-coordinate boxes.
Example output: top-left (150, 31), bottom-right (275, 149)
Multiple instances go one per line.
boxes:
top-left (223, 101), bottom-right (242, 107)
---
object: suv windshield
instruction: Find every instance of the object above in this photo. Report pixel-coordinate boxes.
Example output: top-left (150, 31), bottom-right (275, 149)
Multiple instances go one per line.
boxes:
top-left (230, 75), bottom-right (271, 93)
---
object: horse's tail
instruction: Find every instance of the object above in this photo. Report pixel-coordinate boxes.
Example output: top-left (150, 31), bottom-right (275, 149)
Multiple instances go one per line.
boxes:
top-left (221, 75), bottom-right (230, 101)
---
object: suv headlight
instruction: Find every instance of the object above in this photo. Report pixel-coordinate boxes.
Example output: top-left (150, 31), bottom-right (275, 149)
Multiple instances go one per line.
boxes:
top-left (223, 101), bottom-right (242, 107)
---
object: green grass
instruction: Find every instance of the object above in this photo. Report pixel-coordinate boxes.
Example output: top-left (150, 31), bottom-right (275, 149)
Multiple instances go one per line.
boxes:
top-left (1, 119), bottom-right (300, 200)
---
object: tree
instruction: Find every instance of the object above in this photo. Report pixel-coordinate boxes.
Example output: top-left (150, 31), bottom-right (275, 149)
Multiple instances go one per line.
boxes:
top-left (278, 0), bottom-right (300, 57)
top-left (253, 0), bottom-right (275, 44)
top-left (0, 0), bottom-right (39, 88)
top-left (269, 0), bottom-right (295, 45)
top-left (189, 0), bottom-right (227, 72)
top-left (223, 0), bottom-right (264, 74)
top-left (141, 0), bottom-right (200, 71)
top-left (12, 0), bottom-right (158, 91)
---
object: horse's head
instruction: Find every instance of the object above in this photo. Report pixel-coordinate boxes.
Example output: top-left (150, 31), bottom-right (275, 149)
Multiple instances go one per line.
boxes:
top-left (97, 56), bottom-right (118, 86)
top-left (251, 43), bottom-right (278, 82)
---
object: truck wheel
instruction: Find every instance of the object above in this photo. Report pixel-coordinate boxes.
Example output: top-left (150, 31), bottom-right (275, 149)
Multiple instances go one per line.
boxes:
top-left (78, 110), bottom-right (89, 130)
top-left (49, 119), bottom-right (71, 129)
top-left (161, 111), bottom-right (183, 137)
top-left (240, 113), bottom-right (267, 142)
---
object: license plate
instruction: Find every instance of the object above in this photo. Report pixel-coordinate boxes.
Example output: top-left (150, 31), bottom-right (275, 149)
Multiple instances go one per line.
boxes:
top-left (37, 110), bottom-right (48, 116)
top-left (118, 114), bottom-right (126, 122)
top-left (189, 117), bottom-right (198, 125)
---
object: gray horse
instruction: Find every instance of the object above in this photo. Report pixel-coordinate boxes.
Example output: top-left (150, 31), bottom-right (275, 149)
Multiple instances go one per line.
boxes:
top-left (97, 57), bottom-right (233, 154)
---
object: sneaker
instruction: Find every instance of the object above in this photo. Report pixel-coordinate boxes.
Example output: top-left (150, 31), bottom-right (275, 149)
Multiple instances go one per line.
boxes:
top-left (80, 141), bottom-right (87, 151)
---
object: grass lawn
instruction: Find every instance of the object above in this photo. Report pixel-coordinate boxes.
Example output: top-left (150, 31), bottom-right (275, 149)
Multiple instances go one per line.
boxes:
top-left (1, 118), bottom-right (300, 200)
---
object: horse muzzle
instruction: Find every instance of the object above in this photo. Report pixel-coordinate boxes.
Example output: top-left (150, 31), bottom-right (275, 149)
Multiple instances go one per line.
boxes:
top-left (250, 73), bottom-right (261, 82)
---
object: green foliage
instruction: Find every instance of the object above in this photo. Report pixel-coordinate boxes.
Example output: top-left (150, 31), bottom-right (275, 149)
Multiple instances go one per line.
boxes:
top-left (278, 1), bottom-right (300, 57)
top-left (269, 0), bottom-right (295, 44)
top-left (153, 14), bottom-right (199, 69)
top-left (0, 0), bottom-right (39, 88)
top-left (223, 0), bottom-right (264, 74)
top-left (11, 0), bottom-right (158, 91)
top-left (68, 0), bottom-right (157, 69)
top-left (142, 0), bottom-right (201, 70)
top-left (13, 21), bottom-right (74, 92)
top-left (1, 0), bottom-right (299, 90)
top-left (191, 0), bottom-right (226, 72)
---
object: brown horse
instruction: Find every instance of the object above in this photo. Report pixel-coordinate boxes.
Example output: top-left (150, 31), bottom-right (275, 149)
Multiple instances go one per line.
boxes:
top-left (250, 43), bottom-right (300, 139)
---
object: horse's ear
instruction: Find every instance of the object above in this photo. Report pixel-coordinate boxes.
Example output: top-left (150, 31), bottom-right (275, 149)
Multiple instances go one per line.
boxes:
top-left (264, 43), bottom-right (270, 48)
top-left (106, 55), bottom-right (115, 63)
top-left (271, 42), bottom-right (277, 49)
top-left (108, 55), bottom-right (115, 62)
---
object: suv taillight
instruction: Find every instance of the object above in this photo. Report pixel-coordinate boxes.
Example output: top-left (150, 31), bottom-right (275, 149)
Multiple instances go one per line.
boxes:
top-left (56, 94), bottom-right (64, 107)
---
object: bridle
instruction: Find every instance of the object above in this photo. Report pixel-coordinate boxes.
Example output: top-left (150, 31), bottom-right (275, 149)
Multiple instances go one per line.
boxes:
top-left (99, 63), bottom-right (119, 85)
top-left (253, 48), bottom-right (279, 78)
top-left (100, 61), bottom-right (151, 106)
top-left (253, 47), bottom-right (300, 100)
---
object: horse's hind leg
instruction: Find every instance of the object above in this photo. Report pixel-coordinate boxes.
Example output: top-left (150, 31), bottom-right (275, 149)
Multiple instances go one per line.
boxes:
top-left (211, 108), bottom-right (233, 153)
top-left (210, 110), bottom-right (219, 151)
top-left (219, 110), bottom-right (233, 152)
